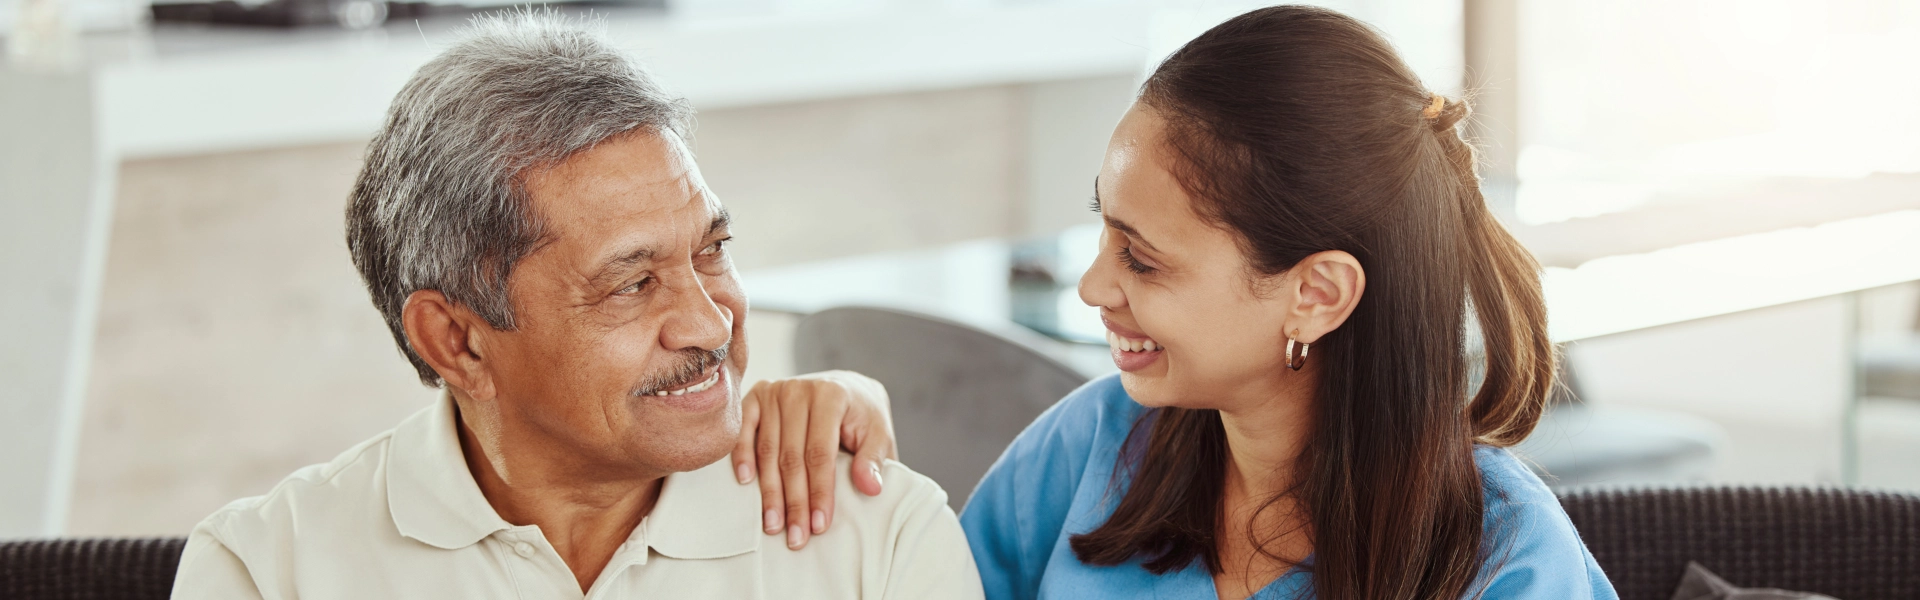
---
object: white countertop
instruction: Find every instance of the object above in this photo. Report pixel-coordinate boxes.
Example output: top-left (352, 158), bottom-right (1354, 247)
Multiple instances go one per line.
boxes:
top-left (1543, 209), bottom-right (1920, 341)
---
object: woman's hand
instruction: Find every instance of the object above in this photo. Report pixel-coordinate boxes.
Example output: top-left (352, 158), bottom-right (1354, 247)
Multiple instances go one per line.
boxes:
top-left (732, 370), bottom-right (897, 550)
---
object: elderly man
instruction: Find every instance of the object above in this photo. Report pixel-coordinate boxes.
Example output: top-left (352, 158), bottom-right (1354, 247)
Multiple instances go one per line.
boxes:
top-left (169, 12), bottom-right (981, 600)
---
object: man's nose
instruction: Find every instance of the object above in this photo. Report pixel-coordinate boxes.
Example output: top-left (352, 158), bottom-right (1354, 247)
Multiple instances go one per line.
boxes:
top-left (660, 271), bottom-right (732, 352)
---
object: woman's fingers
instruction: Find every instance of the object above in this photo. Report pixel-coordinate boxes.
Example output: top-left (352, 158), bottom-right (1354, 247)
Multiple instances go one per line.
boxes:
top-left (777, 389), bottom-right (814, 549)
top-left (847, 415), bottom-right (893, 497)
top-left (735, 371), bottom-right (897, 549)
top-left (752, 383), bottom-right (787, 537)
top-left (805, 388), bottom-right (850, 535)
top-left (733, 384), bottom-right (762, 485)
top-left (833, 371), bottom-right (897, 497)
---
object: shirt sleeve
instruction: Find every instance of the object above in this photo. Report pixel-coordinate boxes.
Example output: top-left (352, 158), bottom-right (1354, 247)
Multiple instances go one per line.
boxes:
top-left (1472, 449), bottom-right (1621, 600)
top-left (959, 377), bottom-right (1124, 600)
top-left (1473, 503), bottom-right (1620, 600)
top-left (170, 518), bottom-right (269, 600)
top-left (958, 432), bottom-right (1046, 600)
top-left (878, 466), bottom-right (986, 600)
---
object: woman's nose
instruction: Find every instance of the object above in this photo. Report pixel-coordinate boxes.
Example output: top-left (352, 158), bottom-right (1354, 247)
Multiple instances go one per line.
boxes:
top-left (1078, 234), bottom-right (1126, 310)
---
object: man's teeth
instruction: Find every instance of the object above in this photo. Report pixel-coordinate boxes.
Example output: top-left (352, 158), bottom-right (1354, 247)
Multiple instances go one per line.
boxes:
top-left (1105, 330), bottom-right (1160, 353)
top-left (654, 371), bottom-right (721, 397)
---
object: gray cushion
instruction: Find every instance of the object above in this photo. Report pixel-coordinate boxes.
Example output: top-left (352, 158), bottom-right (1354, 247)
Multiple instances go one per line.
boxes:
top-left (1672, 562), bottom-right (1838, 600)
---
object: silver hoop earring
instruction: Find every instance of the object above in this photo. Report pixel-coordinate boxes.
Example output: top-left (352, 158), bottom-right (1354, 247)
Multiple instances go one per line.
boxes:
top-left (1285, 329), bottom-right (1309, 371)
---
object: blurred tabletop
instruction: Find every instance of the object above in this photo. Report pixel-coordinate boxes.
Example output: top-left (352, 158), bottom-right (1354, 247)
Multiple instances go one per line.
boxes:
top-left (742, 210), bottom-right (1920, 346)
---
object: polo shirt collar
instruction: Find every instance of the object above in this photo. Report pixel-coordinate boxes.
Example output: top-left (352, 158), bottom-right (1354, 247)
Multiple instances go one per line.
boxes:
top-left (386, 392), bottom-right (514, 549)
top-left (642, 457), bottom-right (761, 560)
top-left (386, 392), bottom-right (761, 558)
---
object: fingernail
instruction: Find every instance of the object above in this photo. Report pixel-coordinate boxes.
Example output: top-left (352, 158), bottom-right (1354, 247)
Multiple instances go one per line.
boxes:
top-left (870, 462), bottom-right (884, 487)
top-left (764, 509), bottom-right (780, 534)
top-left (787, 524), bottom-right (804, 549)
top-left (811, 509), bottom-right (825, 534)
top-left (736, 463), bottom-right (753, 484)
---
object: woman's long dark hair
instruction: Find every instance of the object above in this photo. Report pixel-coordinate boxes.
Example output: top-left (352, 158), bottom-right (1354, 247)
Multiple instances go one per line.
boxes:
top-left (1068, 6), bottom-right (1554, 599)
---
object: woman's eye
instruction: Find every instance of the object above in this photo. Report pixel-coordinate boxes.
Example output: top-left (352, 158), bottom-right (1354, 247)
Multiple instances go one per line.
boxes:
top-left (1116, 246), bottom-right (1154, 275)
top-left (616, 277), bottom-right (652, 295)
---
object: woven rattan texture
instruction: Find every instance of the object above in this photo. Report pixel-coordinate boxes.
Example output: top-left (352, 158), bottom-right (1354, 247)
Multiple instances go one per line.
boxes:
top-left (1560, 486), bottom-right (1920, 600)
top-left (0, 537), bottom-right (186, 600)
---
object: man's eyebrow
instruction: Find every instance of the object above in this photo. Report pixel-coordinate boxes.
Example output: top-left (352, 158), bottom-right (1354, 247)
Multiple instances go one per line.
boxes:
top-left (589, 245), bottom-right (657, 288)
top-left (587, 209), bottom-right (729, 289)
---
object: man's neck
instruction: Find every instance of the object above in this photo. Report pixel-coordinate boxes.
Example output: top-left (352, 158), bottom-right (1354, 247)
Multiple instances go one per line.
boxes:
top-left (453, 394), bottom-right (667, 593)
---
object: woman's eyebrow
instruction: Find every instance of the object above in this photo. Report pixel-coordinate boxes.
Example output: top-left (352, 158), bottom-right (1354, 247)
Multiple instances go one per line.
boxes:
top-left (1103, 214), bottom-right (1163, 254)
top-left (1091, 177), bottom-right (1165, 253)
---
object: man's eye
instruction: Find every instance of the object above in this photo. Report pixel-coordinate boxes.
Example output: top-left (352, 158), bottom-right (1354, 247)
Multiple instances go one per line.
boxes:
top-left (616, 277), bottom-right (652, 295)
top-left (701, 237), bottom-right (732, 256)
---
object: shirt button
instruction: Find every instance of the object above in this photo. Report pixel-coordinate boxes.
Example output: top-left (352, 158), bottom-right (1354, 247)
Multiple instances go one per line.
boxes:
top-left (513, 542), bottom-right (535, 557)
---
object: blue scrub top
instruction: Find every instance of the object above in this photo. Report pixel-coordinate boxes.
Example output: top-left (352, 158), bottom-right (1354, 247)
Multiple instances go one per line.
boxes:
top-left (958, 374), bottom-right (1620, 600)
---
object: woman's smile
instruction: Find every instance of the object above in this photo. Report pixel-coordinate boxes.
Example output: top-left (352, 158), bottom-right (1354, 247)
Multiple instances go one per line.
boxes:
top-left (1101, 317), bottom-right (1164, 372)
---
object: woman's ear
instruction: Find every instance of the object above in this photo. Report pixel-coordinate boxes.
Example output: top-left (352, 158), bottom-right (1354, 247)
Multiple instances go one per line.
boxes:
top-left (401, 290), bottom-right (498, 401)
top-left (1285, 250), bottom-right (1366, 343)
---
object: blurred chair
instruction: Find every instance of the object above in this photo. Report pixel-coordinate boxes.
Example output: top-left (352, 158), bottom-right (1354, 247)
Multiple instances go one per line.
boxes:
top-left (1515, 357), bottom-right (1727, 487)
top-left (1560, 485), bottom-right (1920, 600)
top-left (793, 306), bottom-right (1089, 508)
top-left (0, 537), bottom-right (184, 600)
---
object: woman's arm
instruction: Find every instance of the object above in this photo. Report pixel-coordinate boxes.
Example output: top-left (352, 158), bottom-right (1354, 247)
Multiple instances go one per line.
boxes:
top-left (729, 370), bottom-right (898, 549)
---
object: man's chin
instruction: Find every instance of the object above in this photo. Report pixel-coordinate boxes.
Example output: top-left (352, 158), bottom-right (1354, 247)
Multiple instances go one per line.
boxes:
top-left (629, 409), bottom-right (740, 474)
top-left (620, 382), bottom-right (740, 474)
top-left (643, 436), bottom-right (738, 474)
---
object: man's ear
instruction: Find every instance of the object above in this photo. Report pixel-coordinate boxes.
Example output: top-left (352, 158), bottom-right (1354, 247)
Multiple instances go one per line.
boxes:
top-left (1285, 250), bottom-right (1366, 343)
top-left (401, 290), bottom-right (498, 401)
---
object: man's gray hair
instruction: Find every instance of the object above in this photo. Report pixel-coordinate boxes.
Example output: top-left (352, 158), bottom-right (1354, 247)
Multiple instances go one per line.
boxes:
top-left (347, 9), bottom-right (693, 386)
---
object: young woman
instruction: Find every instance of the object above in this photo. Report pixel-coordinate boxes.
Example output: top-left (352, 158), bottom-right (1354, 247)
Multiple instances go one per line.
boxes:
top-left (733, 5), bottom-right (1617, 599)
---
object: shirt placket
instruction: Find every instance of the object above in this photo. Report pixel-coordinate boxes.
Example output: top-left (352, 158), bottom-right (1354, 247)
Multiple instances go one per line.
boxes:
top-left (493, 526), bottom-right (587, 600)
top-left (582, 530), bottom-right (652, 600)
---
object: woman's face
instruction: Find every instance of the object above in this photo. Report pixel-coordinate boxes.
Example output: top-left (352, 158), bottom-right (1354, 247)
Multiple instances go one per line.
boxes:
top-left (1080, 104), bottom-right (1303, 410)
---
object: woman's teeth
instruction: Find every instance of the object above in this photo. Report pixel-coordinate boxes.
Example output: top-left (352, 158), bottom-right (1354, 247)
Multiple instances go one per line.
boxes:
top-left (654, 371), bottom-right (720, 396)
top-left (1106, 331), bottom-right (1160, 353)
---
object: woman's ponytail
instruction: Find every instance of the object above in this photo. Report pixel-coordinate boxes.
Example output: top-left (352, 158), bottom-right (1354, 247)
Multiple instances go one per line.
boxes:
top-left (1428, 96), bottom-right (1556, 447)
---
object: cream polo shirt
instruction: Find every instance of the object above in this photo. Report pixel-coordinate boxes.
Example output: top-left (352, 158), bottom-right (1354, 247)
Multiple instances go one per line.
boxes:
top-left (169, 394), bottom-right (984, 600)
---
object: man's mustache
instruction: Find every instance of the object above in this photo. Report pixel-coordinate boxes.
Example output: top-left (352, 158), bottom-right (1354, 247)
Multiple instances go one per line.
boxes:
top-left (632, 343), bottom-right (730, 397)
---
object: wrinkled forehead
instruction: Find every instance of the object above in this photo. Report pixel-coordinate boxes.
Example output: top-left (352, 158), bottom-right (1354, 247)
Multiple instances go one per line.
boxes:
top-left (521, 129), bottom-right (720, 258)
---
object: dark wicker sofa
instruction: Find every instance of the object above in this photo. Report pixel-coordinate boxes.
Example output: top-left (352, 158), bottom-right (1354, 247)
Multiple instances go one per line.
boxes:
top-left (1560, 486), bottom-right (1920, 600)
top-left (4, 487), bottom-right (1917, 599)
top-left (0, 537), bottom-right (186, 600)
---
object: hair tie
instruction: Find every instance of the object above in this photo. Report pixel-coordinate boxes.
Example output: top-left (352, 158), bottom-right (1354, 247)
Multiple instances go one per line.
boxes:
top-left (1421, 94), bottom-right (1446, 120)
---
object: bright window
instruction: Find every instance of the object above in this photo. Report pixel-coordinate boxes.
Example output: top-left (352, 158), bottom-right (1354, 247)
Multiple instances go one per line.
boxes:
top-left (1515, 0), bottom-right (1920, 225)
